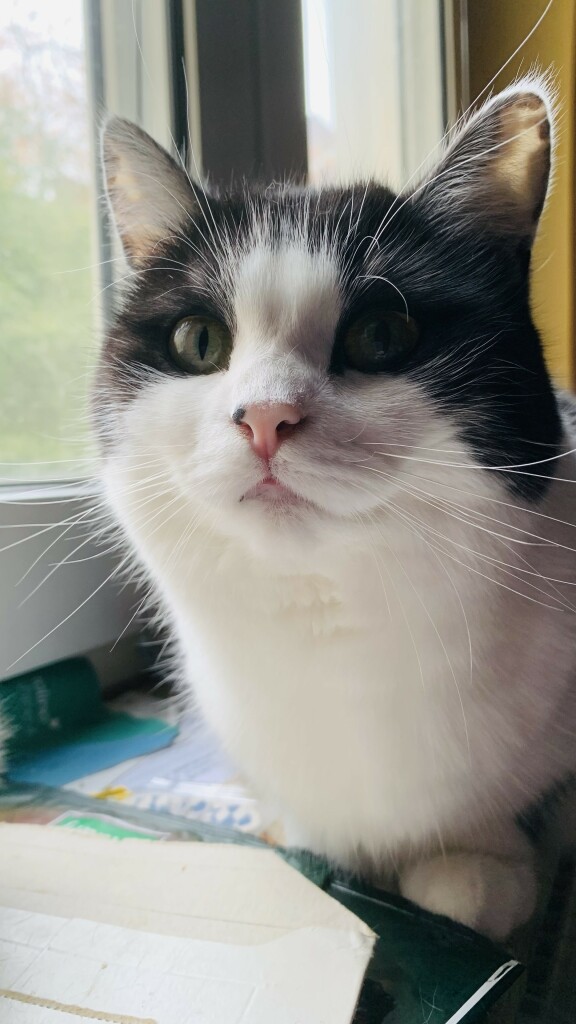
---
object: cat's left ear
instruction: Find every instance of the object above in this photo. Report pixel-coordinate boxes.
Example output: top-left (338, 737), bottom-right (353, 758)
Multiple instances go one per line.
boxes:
top-left (416, 79), bottom-right (553, 245)
top-left (102, 118), bottom-right (198, 265)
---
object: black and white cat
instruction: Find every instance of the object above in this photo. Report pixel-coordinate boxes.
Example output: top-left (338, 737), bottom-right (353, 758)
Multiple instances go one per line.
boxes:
top-left (97, 78), bottom-right (576, 940)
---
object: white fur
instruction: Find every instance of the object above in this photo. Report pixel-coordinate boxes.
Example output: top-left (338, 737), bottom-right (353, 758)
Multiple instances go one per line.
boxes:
top-left (102, 227), bottom-right (576, 940)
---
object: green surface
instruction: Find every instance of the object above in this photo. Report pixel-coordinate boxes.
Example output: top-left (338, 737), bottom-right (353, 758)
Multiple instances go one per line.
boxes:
top-left (331, 878), bottom-right (521, 1022)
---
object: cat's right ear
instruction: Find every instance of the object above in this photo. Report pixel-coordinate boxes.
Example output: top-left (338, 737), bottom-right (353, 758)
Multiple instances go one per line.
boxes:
top-left (414, 79), bottom-right (553, 246)
top-left (102, 118), bottom-right (196, 265)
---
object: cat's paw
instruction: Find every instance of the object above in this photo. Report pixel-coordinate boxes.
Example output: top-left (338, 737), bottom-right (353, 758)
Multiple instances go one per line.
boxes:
top-left (399, 852), bottom-right (537, 940)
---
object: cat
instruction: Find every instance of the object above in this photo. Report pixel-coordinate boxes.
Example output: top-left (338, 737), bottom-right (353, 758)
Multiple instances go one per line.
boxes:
top-left (97, 76), bottom-right (576, 941)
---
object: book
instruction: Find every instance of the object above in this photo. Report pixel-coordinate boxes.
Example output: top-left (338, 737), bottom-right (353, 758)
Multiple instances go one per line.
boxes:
top-left (1, 658), bottom-right (178, 786)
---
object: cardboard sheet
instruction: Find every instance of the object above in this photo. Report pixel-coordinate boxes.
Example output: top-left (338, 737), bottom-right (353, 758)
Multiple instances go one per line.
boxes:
top-left (0, 824), bottom-right (375, 1023)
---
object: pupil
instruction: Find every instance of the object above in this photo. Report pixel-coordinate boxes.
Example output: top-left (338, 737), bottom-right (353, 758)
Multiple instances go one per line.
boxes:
top-left (373, 321), bottom-right (390, 353)
top-left (198, 325), bottom-right (209, 361)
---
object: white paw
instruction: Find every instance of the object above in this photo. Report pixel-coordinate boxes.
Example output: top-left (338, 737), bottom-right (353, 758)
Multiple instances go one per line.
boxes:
top-left (399, 852), bottom-right (537, 941)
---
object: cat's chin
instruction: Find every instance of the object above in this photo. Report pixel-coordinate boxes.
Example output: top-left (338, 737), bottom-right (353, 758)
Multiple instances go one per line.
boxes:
top-left (221, 470), bottom-right (384, 555)
top-left (215, 487), bottom-right (340, 559)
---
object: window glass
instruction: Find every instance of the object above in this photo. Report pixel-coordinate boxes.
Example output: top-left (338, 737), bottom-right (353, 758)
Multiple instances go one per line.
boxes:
top-left (301, 0), bottom-right (444, 187)
top-left (0, 0), bottom-right (98, 481)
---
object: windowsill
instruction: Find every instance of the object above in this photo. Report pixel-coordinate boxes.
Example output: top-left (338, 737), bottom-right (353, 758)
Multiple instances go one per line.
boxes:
top-left (0, 479), bottom-right (98, 504)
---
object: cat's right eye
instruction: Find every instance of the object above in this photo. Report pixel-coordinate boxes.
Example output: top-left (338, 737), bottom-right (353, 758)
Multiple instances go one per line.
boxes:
top-left (343, 311), bottom-right (419, 373)
top-left (169, 316), bottom-right (233, 374)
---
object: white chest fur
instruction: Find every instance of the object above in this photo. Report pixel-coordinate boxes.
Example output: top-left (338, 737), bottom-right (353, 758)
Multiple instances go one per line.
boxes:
top-left (117, 498), bottom-right (575, 868)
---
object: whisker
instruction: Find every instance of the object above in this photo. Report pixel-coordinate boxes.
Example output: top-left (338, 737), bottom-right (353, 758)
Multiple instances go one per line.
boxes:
top-left (4, 556), bottom-right (129, 673)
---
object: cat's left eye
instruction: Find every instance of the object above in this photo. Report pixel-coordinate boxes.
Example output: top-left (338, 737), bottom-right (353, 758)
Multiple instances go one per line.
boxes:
top-left (169, 316), bottom-right (233, 374)
top-left (343, 311), bottom-right (419, 373)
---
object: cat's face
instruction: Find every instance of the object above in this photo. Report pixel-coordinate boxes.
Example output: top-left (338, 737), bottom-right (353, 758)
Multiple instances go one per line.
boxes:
top-left (97, 81), bottom-right (560, 558)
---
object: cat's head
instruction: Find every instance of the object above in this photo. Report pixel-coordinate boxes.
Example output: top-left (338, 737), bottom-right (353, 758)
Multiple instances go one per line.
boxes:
top-left (97, 79), bottom-right (560, 559)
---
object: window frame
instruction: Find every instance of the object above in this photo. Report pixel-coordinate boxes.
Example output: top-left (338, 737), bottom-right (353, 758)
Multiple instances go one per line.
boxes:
top-left (194, 0), bottom-right (308, 185)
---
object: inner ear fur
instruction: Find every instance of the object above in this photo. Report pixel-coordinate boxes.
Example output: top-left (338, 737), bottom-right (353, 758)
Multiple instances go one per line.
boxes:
top-left (102, 117), bottom-right (197, 265)
top-left (418, 81), bottom-right (553, 243)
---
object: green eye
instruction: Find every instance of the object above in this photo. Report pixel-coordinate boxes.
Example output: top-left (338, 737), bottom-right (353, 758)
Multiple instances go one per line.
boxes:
top-left (169, 316), bottom-right (232, 374)
top-left (343, 311), bottom-right (419, 373)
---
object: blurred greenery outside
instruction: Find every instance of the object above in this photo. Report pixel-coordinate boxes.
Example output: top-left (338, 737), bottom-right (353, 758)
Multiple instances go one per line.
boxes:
top-left (0, 6), bottom-right (99, 481)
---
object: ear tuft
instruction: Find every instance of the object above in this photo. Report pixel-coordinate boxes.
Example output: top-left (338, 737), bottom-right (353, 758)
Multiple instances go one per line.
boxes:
top-left (417, 75), bottom-right (555, 244)
top-left (102, 117), bottom-right (195, 265)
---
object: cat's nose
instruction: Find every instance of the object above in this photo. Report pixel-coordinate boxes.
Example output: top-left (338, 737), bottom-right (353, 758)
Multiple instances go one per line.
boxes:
top-left (233, 403), bottom-right (303, 461)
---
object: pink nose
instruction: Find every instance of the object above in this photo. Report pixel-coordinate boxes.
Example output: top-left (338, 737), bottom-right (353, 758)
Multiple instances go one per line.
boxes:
top-left (234, 403), bottom-right (303, 461)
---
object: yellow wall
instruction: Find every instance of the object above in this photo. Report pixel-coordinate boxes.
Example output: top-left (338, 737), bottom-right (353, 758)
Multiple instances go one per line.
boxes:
top-left (467, 0), bottom-right (575, 386)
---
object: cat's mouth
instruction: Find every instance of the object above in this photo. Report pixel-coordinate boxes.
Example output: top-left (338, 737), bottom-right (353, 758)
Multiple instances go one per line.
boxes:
top-left (241, 475), bottom-right (309, 507)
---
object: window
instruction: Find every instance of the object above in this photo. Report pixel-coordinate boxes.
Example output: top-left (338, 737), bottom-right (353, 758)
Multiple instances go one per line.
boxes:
top-left (0, 1), bottom-right (98, 480)
top-left (0, 0), bottom-right (185, 678)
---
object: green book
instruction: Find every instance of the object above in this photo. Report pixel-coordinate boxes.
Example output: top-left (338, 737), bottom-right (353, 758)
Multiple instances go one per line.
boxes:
top-left (0, 658), bottom-right (178, 785)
